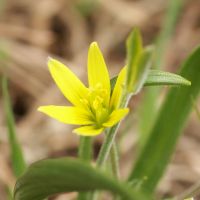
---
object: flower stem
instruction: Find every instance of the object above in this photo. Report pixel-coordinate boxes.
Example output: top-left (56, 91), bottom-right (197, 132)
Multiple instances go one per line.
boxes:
top-left (96, 92), bottom-right (130, 168)
top-left (96, 124), bottom-right (120, 167)
top-left (109, 141), bottom-right (120, 200)
top-left (78, 136), bottom-right (93, 200)
top-left (90, 93), bottom-right (130, 200)
top-left (110, 141), bottom-right (120, 179)
top-left (78, 136), bottom-right (93, 162)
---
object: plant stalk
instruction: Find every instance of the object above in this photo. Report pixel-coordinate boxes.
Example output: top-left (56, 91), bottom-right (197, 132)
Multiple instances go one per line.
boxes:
top-left (110, 141), bottom-right (120, 179)
top-left (96, 92), bottom-right (130, 168)
top-left (90, 93), bottom-right (130, 200)
top-left (78, 136), bottom-right (93, 200)
top-left (78, 136), bottom-right (93, 162)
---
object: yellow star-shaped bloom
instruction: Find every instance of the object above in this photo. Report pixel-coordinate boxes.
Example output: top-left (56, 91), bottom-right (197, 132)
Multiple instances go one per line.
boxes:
top-left (38, 42), bottom-right (129, 136)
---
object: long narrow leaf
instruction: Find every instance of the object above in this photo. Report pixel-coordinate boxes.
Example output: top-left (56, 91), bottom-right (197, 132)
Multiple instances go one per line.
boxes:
top-left (132, 46), bottom-right (154, 94)
top-left (14, 158), bottom-right (148, 200)
top-left (138, 0), bottom-right (185, 147)
top-left (110, 69), bottom-right (190, 91)
top-left (154, 0), bottom-right (184, 67)
top-left (125, 29), bottom-right (154, 94)
top-left (125, 28), bottom-right (143, 93)
top-left (2, 77), bottom-right (26, 177)
top-left (145, 69), bottom-right (191, 86)
top-left (128, 46), bottom-right (200, 194)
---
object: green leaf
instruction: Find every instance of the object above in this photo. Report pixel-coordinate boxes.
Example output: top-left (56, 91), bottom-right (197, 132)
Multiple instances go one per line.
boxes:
top-left (154, 0), bottom-right (184, 68)
top-left (138, 0), bottom-right (185, 149)
top-left (125, 28), bottom-right (143, 93)
top-left (145, 69), bottom-right (191, 86)
top-left (132, 46), bottom-right (154, 94)
top-left (78, 136), bottom-right (93, 163)
top-left (14, 158), bottom-right (148, 200)
top-left (110, 69), bottom-right (190, 92)
top-left (2, 77), bottom-right (26, 177)
top-left (128, 46), bottom-right (200, 194)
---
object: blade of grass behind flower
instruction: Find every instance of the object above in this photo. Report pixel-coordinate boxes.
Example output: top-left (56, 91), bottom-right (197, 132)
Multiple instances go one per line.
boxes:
top-left (0, 0), bottom-right (6, 16)
top-left (128, 46), bottom-right (200, 194)
top-left (76, 0), bottom-right (98, 16)
top-left (154, 0), bottom-right (184, 67)
top-left (2, 77), bottom-right (26, 177)
top-left (138, 0), bottom-right (185, 148)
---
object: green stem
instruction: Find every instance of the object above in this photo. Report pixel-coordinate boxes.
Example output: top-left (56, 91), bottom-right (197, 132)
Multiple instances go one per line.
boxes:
top-left (78, 136), bottom-right (93, 162)
top-left (110, 141), bottom-right (120, 179)
top-left (96, 93), bottom-right (129, 168)
top-left (89, 93), bottom-right (130, 200)
top-left (96, 124), bottom-right (119, 167)
top-left (110, 141), bottom-right (120, 200)
top-left (78, 136), bottom-right (93, 200)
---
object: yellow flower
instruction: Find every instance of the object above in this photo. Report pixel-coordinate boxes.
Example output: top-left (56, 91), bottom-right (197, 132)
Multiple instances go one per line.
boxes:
top-left (38, 42), bottom-right (129, 136)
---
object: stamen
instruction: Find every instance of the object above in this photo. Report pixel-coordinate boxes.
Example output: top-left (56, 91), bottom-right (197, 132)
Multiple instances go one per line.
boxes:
top-left (86, 83), bottom-right (110, 126)
top-left (80, 98), bottom-right (89, 106)
top-left (93, 96), bottom-right (103, 110)
top-left (93, 99), bottom-right (99, 110)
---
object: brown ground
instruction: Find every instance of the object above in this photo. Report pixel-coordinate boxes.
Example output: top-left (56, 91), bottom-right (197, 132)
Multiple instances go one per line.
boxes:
top-left (0, 0), bottom-right (200, 199)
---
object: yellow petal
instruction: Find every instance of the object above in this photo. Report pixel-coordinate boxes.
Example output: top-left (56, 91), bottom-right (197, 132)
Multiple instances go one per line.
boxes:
top-left (88, 42), bottom-right (110, 105)
top-left (103, 108), bottom-right (129, 127)
top-left (48, 58), bottom-right (88, 107)
top-left (73, 126), bottom-right (104, 136)
top-left (110, 67), bottom-right (126, 109)
top-left (38, 106), bottom-right (93, 125)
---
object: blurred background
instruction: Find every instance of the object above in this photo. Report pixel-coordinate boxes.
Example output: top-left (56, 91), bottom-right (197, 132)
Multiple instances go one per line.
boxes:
top-left (0, 0), bottom-right (200, 199)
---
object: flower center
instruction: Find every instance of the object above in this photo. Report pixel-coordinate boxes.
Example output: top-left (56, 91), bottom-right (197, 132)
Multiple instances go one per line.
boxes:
top-left (80, 83), bottom-right (110, 127)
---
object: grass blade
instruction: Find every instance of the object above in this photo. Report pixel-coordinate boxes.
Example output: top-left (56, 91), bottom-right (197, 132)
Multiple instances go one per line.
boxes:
top-left (154, 0), bottom-right (184, 68)
top-left (2, 77), bottom-right (26, 177)
top-left (138, 0), bottom-right (185, 145)
top-left (128, 46), bottom-right (200, 194)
